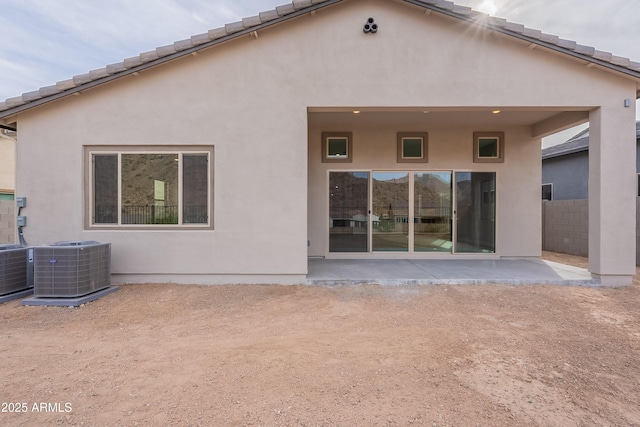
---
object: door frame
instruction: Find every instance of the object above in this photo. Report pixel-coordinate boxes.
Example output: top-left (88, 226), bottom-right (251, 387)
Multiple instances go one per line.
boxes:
top-left (325, 169), bottom-right (498, 257)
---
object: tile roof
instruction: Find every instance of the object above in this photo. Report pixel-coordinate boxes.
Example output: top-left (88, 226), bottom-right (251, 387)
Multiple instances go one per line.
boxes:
top-left (542, 121), bottom-right (640, 160)
top-left (1, 0), bottom-right (640, 119)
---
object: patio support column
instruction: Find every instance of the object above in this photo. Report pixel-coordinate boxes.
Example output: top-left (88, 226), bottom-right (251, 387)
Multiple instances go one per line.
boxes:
top-left (588, 106), bottom-right (636, 286)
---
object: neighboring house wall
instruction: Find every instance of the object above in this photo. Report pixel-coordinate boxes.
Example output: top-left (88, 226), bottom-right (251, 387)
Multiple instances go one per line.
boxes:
top-left (542, 152), bottom-right (589, 200)
top-left (542, 133), bottom-right (640, 201)
top-left (0, 200), bottom-right (15, 244)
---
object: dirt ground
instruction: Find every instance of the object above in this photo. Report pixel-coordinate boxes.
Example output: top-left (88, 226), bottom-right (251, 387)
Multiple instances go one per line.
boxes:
top-left (1, 252), bottom-right (640, 427)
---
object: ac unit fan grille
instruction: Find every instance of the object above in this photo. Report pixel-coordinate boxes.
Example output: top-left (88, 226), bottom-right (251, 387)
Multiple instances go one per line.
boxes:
top-left (34, 242), bottom-right (111, 298)
top-left (0, 245), bottom-right (30, 295)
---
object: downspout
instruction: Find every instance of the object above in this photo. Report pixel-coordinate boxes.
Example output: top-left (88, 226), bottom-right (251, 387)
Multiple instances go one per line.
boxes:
top-left (0, 128), bottom-right (24, 245)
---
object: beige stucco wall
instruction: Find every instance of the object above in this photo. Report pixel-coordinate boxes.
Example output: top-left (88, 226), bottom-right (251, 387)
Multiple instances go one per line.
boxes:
top-left (12, 0), bottom-right (638, 283)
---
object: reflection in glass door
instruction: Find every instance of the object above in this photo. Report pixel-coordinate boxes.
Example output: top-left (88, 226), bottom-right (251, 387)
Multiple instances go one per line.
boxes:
top-left (328, 170), bottom-right (495, 254)
top-left (329, 172), bottom-right (369, 252)
top-left (455, 172), bottom-right (496, 253)
top-left (372, 172), bottom-right (409, 251)
top-left (414, 172), bottom-right (452, 251)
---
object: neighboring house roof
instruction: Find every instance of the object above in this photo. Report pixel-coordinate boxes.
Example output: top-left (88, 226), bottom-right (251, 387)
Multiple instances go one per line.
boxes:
top-left (542, 121), bottom-right (640, 160)
top-left (1, 0), bottom-right (640, 120)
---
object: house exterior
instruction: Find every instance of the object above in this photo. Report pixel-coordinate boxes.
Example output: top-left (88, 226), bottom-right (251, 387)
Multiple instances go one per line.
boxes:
top-left (0, 0), bottom-right (639, 286)
top-left (542, 122), bottom-right (640, 200)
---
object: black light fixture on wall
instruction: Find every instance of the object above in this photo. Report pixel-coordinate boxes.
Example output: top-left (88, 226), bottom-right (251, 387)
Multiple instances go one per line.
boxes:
top-left (363, 17), bottom-right (378, 34)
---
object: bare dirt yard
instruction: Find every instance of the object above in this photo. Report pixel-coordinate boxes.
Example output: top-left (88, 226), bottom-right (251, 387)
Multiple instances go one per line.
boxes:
top-left (2, 252), bottom-right (640, 426)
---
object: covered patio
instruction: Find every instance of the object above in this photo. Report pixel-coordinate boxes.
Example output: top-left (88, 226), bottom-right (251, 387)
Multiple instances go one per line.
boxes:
top-left (307, 258), bottom-right (597, 286)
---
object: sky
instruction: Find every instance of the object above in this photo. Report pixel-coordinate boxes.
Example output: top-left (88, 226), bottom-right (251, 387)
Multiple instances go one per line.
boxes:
top-left (1, 0), bottom-right (639, 143)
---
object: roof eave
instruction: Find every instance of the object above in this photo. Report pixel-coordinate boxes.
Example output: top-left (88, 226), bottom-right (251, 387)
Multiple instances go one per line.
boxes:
top-left (2, 0), bottom-right (639, 120)
top-left (542, 146), bottom-right (589, 160)
top-left (404, 0), bottom-right (640, 81)
top-left (0, 0), bottom-right (343, 120)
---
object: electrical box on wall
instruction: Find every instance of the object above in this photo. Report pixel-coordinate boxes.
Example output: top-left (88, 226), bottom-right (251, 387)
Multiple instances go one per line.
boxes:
top-left (17, 216), bottom-right (27, 227)
top-left (16, 197), bottom-right (27, 208)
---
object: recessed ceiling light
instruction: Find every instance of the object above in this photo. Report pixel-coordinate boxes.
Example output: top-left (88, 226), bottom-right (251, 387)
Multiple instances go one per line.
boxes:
top-left (492, 110), bottom-right (501, 114)
top-left (353, 110), bottom-right (361, 114)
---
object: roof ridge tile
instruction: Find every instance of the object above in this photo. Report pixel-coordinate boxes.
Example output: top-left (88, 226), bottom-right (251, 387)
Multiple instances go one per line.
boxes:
top-left (293, 0), bottom-right (313, 8)
top-left (259, 10), bottom-right (280, 22)
top-left (276, 4), bottom-right (296, 16)
top-left (56, 79), bottom-right (76, 91)
top-left (123, 56), bottom-right (143, 68)
top-left (156, 44), bottom-right (177, 57)
top-left (434, 0), bottom-right (455, 11)
top-left (574, 44), bottom-right (596, 56)
top-left (224, 21), bottom-right (245, 34)
top-left (504, 22), bottom-right (525, 33)
top-left (242, 16), bottom-right (262, 28)
top-left (21, 90), bottom-right (43, 102)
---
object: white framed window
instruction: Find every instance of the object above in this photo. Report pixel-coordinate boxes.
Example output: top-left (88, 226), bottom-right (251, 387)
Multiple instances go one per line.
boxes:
top-left (322, 132), bottom-right (352, 163)
top-left (542, 183), bottom-right (553, 201)
top-left (473, 132), bottom-right (504, 163)
top-left (397, 132), bottom-right (428, 163)
top-left (86, 146), bottom-right (213, 228)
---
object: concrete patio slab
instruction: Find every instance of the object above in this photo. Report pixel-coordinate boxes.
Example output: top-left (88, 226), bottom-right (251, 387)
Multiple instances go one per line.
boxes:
top-left (307, 258), bottom-right (598, 286)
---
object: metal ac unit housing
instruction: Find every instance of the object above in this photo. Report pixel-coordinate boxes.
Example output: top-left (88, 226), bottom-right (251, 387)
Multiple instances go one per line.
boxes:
top-left (34, 241), bottom-right (111, 298)
top-left (0, 244), bottom-right (33, 295)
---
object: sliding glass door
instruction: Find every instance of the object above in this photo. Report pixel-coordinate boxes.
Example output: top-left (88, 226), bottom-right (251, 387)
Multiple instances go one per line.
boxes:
top-left (328, 171), bottom-right (495, 254)
top-left (372, 172), bottom-right (409, 251)
top-left (329, 172), bottom-right (369, 252)
top-left (414, 172), bottom-right (453, 252)
top-left (455, 172), bottom-right (496, 253)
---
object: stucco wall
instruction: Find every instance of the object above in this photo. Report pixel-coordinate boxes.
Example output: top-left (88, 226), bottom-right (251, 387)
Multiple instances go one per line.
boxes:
top-left (10, 0), bottom-right (638, 283)
top-left (0, 200), bottom-right (15, 244)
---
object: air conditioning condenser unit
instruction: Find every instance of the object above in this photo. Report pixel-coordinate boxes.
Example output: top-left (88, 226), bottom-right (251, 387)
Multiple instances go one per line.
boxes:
top-left (34, 241), bottom-right (111, 298)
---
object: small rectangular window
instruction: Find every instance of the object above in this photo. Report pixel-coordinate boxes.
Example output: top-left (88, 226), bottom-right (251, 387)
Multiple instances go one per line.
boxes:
top-left (322, 132), bottom-right (352, 163)
top-left (478, 138), bottom-right (499, 158)
top-left (473, 132), bottom-right (504, 163)
top-left (397, 132), bottom-right (428, 163)
top-left (327, 137), bottom-right (348, 158)
top-left (88, 147), bottom-right (212, 228)
top-left (542, 183), bottom-right (553, 201)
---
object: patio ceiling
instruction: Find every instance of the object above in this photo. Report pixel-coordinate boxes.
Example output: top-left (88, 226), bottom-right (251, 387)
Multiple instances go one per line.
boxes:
top-left (308, 108), bottom-right (590, 136)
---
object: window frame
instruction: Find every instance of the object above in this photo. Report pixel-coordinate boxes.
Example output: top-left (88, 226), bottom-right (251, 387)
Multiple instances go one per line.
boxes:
top-left (542, 183), bottom-right (553, 201)
top-left (397, 132), bottom-right (428, 163)
top-left (85, 145), bottom-right (214, 230)
top-left (322, 132), bottom-right (352, 163)
top-left (473, 132), bottom-right (504, 163)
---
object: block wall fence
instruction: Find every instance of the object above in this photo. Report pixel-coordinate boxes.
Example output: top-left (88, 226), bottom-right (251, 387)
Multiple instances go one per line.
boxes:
top-left (0, 200), bottom-right (15, 244)
top-left (542, 198), bottom-right (640, 265)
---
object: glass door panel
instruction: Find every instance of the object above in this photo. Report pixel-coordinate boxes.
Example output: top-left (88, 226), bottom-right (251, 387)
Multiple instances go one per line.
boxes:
top-left (455, 172), bottom-right (496, 253)
top-left (329, 172), bottom-right (369, 252)
top-left (372, 172), bottom-right (409, 251)
top-left (414, 172), bottom-right (452, 252)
